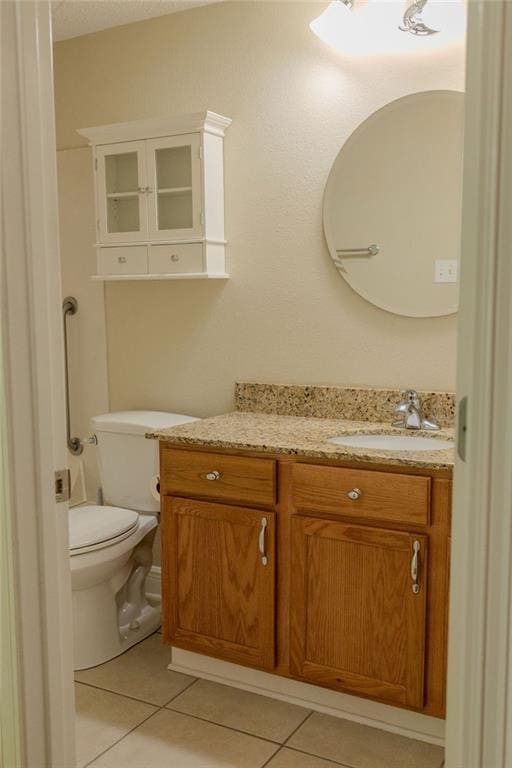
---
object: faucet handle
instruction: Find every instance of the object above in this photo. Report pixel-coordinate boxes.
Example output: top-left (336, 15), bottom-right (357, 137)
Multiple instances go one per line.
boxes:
top-left (395, 389), bottom-right (419, 413)
top-left (403, 389), bottom-right (420, 404)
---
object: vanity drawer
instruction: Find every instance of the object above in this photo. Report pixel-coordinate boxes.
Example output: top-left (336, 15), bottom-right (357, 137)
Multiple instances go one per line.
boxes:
top-left (160, 448), bottom-right (277, 507)
top-left (149, 243), bottom-right (203, 274)
top-left (98, 246), bottom-right (148, 275)
top-left (291, 464), bottom-right (430, 526)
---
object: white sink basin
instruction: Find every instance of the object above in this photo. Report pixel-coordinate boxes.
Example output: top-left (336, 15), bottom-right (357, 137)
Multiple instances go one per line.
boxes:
top-left (327, 434), bottom-right (453, 452)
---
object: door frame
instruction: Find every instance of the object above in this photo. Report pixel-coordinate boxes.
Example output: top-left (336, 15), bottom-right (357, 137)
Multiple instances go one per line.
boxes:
top-left (0, 356), bottom-right (22, 768)
top-left (446, 3), bottom-right (512, 767)
top-left (3, 1), bottom-right (512, 766)
top-left (1, 2), bottom-right (75, 765)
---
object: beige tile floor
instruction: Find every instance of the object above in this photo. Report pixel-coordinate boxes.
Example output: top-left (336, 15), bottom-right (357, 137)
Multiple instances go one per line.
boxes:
top-left (76, 633), bottom-right (445, 768)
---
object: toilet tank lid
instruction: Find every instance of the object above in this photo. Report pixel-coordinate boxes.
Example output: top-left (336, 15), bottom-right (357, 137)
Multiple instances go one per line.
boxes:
top-left (91, 411), bottom-right (199, 436)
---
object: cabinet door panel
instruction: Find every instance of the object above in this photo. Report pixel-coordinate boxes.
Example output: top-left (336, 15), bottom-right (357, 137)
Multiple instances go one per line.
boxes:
top-left (162, 497), bottom-right (276, 670)
top-left (290, 517), bottom-right (427, 708)
top-left (96, 141), bottom-right (148, 243)
top-left (146, 134), bottom-right (202, 241)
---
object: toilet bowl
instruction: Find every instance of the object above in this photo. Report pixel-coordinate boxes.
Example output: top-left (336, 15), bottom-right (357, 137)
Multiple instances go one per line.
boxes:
top-left (70, 410), bottom-right (198, 670)
top-left (70, 506), bottom-right (158, 669)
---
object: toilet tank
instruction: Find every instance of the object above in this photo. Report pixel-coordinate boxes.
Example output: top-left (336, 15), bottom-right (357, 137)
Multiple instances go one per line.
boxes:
top-left (91, 411), bottom-right (198, 513)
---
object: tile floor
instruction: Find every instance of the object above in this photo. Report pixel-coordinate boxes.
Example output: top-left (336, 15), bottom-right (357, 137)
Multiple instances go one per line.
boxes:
top-left (75, 632), bottom-right (445, 768)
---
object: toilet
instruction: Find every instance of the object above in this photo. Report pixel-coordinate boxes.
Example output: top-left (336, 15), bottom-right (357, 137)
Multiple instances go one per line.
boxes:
top-left (69, 410), bottom-right (197, 670)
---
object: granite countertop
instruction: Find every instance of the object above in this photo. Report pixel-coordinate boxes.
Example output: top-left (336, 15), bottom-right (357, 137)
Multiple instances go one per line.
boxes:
top-left (147, 410), bottom-right (455, 471)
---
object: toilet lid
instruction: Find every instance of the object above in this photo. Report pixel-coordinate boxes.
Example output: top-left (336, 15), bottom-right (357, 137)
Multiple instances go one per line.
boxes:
top-left (69, 505), bottom-right (139, 552)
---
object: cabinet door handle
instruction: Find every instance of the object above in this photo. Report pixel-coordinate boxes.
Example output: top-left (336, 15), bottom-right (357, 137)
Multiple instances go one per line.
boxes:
top-left (117, 256), bottom-right (127, 263)
top-left (347, 488), bottom-right (362, 501)
top-left (170, 254), bottom-right (180, 262)
top-left (205, 470), bottom-right (221, 481)
top-left (259, 517), bottom-right (268, 566)
top-left (411, 540), bottom-right (421, 594)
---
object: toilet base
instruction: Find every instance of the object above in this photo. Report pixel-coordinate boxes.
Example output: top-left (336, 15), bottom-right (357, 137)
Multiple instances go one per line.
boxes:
top-left (74, 593), bottom-right (161, 671)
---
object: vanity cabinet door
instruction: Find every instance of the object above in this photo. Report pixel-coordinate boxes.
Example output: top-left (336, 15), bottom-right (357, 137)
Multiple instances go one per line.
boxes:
top-left (162, 497), bottom-right (276, 670)
top-left (289, 517), bottom-right (428, 709)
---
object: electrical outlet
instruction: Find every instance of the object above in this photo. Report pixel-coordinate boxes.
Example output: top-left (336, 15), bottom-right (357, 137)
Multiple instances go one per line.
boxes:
top-left (435, 259), bottom-right (458, 283)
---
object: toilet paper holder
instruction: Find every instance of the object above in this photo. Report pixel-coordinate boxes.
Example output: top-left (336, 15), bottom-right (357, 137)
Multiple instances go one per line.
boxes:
top-left (150, 475), bottom-right (161, 503)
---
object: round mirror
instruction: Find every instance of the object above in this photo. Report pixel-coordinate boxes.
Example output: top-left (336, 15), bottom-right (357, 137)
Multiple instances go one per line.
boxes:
top-left (324, 90), bottom-right (464, 318)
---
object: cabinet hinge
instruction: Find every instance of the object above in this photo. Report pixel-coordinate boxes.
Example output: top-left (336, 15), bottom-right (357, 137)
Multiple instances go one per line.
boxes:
top-left (198, 146), bottom-right (203, 160)
top-left (94, 157), bottom-right (98, 171)
top-left (457, 396), bottom-right (468, 462)
top-left (96, 219), bottom-right (100, 232)
top-left (200, 211), bottom-right (205, 225)
top-left (55, 468), bottom-right (71, 503)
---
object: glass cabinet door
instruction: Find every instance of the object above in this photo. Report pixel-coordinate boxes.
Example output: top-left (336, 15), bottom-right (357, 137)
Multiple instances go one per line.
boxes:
top-left (146, 134), bottom-right (202, 241)
top-left (96, 141), bottom-right (148, 243)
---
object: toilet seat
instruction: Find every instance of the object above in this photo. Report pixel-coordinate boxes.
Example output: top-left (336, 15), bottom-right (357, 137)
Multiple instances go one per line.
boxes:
top-left (69, 505), bottom-right (140, 556)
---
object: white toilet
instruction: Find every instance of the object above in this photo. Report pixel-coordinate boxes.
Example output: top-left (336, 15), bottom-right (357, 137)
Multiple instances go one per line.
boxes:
top-left (69, 410), bottom-right (197, 670)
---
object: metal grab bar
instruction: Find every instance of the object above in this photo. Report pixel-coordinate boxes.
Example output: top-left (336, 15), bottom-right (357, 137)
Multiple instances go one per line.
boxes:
top-left (62, 296), bottom-right (83, 456)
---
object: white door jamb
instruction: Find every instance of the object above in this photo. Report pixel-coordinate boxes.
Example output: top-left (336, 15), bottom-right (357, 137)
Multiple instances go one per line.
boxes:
top-left (447, 3), bottom-right (512, 767)
top-left (1, 2), bottom-right (76, 765)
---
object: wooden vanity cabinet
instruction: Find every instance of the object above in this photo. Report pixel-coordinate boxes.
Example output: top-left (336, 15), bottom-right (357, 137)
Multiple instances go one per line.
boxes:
top-left (160, 444), bottom-right (451, 718)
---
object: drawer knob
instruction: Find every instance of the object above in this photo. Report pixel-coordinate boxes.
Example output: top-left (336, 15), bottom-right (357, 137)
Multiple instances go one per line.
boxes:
top-left (206, 470), bottom-right (221, 481)
top-left (170, 254), bottom-right (180, 262)
top-left (117, 256), bottom-right (127, 264)
top-left (347, 488), bottom-right (362, 501)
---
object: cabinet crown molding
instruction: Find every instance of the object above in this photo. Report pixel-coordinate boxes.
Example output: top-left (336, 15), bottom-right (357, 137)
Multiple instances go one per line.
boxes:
top-left (78, 110), bottom-right (232, 146)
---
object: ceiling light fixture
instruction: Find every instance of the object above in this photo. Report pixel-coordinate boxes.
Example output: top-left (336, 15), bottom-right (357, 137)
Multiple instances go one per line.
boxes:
top-left (310, 0), bottom-right (465, 55)
top-left (309, 0), bottom-right (356, 53)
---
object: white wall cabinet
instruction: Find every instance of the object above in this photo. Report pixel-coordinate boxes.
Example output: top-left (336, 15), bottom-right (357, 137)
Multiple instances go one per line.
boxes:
top-left (79, 112), bottom-right (231, 280)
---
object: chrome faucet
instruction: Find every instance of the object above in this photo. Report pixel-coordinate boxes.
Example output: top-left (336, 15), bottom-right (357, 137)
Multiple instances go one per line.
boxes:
top-left (393, 390), bottom-right (440, 431)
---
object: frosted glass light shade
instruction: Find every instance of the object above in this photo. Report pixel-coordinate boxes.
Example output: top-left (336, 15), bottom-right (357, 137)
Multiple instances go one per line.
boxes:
top-left (310, 1), bottom-right (466, 56)
top-left (309, 1), bottom-right (356, 52)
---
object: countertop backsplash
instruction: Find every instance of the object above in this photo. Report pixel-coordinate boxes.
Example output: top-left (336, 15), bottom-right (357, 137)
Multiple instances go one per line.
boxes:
top-left (234, 382), bottom-right (456, 428)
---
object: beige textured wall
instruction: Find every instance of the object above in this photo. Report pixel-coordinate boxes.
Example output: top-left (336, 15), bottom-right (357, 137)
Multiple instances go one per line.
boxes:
top-left (57, 149), bottom-right (109, 499)
top-left (54, 2), bottom-right (464, 419)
